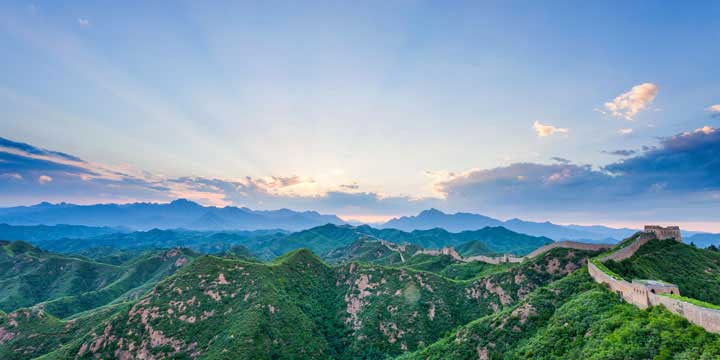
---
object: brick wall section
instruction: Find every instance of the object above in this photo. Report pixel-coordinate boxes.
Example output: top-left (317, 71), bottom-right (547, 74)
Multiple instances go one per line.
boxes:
top-left (525, 241), bottom-right (613, 259)
top-left (648, 293), bottom-right (720, 333)
top-left (587, 234), bottom-right (720, 334)
top-left (461, 241), bottom-right (612, 264)
top-left (599, 233), bottom-right (655, 262)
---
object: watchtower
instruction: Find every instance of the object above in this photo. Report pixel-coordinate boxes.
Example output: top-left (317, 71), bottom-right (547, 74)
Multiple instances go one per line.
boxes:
top-left (644, 225), bottom-right (682, 242)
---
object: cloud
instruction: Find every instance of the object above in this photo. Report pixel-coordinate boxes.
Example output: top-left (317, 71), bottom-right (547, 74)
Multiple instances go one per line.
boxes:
top-left (435, 125), bottom-right (720, 221)
top-left (706, 104), bottom-right (720, 116)
top-left (618, 128), bottom-right (633, 135)
top-left (77, 18), bottom-right (90, 27)
top-left (533, 121), bottom-right (568, 137)
top-left (603, 149), bottom-right (636, 156)
top-left (340, 183), bottom-right (359, 190)
top-left (604, 83), bottom-right (658, 120)
top-left (0, 173), bottom-right (23, 180)
top-left (1, 128), bottom-right (719, 224)
top-left (37, 175), bottom-right (52, 184)
top-left (551, 157), bottom-right (571, 164)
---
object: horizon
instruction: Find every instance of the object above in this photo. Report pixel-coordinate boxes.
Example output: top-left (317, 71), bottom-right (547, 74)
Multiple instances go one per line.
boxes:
top-left (2, 198), bottom-right (717, 233)
top-left (1, 1), bottom-right (719, 230)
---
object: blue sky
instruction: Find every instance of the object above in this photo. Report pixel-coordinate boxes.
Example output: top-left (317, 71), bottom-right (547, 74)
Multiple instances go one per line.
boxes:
top-left (1, 1), bottom-right (719, 230)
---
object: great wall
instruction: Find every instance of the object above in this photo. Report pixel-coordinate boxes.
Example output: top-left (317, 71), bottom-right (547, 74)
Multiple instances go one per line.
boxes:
top-left (587, 225), bottom-right (720, 334)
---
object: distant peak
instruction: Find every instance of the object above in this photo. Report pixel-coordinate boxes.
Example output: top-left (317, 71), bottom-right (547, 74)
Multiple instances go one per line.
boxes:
top-left (419, 208), bottom-right (445, 216)
top-left (169, 198), bottom-right (200, 207)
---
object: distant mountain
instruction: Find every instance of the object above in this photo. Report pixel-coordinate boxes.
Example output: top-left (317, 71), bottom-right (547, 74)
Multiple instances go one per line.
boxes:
top-left (456, 240), bottom-right (493, 257)
top-left (0, 223), bottom-right (126, 242)
top-left (686, 233), bottom-right (720, 248)
top-left (0, 199), bottom-right (344, 231)
top-left (33, 228), bottom-right (284, 256)
top-left (383, 208), bottom-right (503, 232)
top-left (250, 223), bottom-right (552, 259)
top-left (382, 209), bottom-right (637, 241)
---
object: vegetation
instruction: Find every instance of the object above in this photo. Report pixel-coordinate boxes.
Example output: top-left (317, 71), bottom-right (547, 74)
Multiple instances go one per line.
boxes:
top-left (402, 270), bottom-right (720, 360)
top-left (661, 294), bottom-right (720, 311)
top-left (0, 241), bottom-right (198, 318)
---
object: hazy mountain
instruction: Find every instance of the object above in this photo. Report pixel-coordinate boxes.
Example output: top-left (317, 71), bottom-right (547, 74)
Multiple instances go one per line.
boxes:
top-left (382, 209), bottom-right (637, 241)
top-left (0, 223), bottom-right (126, 242)
top-left (0, 199), bottom-right (344, 231)
top-left (383, 208), bottom-right (503, 232)
top-left (686, 233), bottom-right (720, 248)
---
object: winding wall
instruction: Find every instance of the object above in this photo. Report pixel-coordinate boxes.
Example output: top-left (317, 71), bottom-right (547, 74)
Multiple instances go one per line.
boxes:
top-left (587, 234), bottom-right (720, 334)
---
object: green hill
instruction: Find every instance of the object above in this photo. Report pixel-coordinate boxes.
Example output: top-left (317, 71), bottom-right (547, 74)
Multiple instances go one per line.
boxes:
top-left (455, 240), bottom-right (492, 256)
top-left (323, 236), bottom-right (420, 265)
top-left (0, 241), bottom-right (198, 318)
top-left (604, 239), bottom-right (720, 306)
top-left (33, 246), bottom-right (597, 359)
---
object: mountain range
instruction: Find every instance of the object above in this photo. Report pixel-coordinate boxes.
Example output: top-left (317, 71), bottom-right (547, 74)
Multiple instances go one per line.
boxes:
top-left (0, 199), bottom-right (343, 231)
top-left (381, 208), bottom-right (720, 245)
top-left (2, 234), bottom-right (720, 359)
top-left (1, 201), bottom-right (718, 245)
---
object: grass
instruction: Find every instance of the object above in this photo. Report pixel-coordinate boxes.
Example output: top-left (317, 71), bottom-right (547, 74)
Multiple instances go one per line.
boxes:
top-left (661, 293), bottom-right (720, 311)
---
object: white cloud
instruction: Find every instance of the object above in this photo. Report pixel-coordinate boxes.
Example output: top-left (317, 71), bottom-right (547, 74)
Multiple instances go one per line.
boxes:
top-left (77, 18), bottom-right (90, 27)
top-left (604, 83), bottom-right (658, 120)
top-left (694, 126), bottom-right (715, 135)
top-left (707, 104), bottom-right (720, 114)
top-left (38, 175), bottom-right (53, 184)
top-left (0, 173), bottom-right (23, 180)
top-left (533, 121), bottom-right (568, 137)
top-left (618, 128), bottom-right (633, 135)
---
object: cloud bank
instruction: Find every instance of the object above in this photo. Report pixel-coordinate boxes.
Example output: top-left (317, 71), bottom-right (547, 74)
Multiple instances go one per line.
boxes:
top-left (1, 126), bottom-right (719, 223)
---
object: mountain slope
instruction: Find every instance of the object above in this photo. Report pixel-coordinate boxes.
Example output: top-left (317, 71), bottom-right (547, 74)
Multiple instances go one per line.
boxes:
top-left (401, 269), bottom-right (720, 360)
top-left (36, 246), bottom-right (599, 359)
top-left (0, 241), bottom-right (197, 318)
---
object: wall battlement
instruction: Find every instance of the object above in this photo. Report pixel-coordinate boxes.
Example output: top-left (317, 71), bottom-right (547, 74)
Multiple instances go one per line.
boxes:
top-left (644, 225), bottom-right (682, 242)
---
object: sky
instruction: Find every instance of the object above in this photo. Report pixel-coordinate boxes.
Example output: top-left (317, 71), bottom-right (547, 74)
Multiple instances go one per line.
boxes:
top-left (1, 1), bottom-right (719, 230)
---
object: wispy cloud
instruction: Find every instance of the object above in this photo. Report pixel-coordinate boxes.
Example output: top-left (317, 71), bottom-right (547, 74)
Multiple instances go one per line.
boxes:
top-left (533, 121), bottom-right (568, 137)
top-left (77, 18), bottom-right (90, 27)
top-left (707, 104), bottom-right (720, 117)
top-left (604, 83), bottom-right (658, 120)
top-left (37, 175), bottom-right (52, 184)
top-left (618, 128), bottom-right (633, 135)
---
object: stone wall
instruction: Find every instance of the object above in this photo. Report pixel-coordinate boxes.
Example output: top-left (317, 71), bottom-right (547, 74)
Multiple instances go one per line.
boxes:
top-left (600, 233), bottom-right (655, 262)
top-left (525, 241), bottom-right (613, 259)
top-left (648, 293), bottom-right (720, 333)
top-left (588, 261), bottom-right (651, 308)
top-left (463, 254), bottom-right (524, 264)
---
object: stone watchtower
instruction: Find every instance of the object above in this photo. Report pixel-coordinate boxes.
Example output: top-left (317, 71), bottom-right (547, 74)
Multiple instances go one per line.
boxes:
top-left (644, 225), bottom-right (682, 242)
